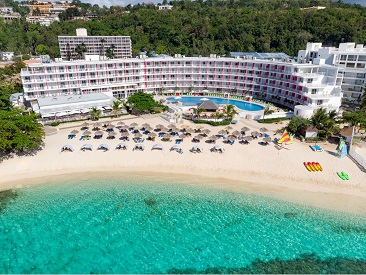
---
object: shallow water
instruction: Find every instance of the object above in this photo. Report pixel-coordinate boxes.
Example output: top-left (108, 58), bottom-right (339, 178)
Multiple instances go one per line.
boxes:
top-left (0, 176), bottom-right (366, 273)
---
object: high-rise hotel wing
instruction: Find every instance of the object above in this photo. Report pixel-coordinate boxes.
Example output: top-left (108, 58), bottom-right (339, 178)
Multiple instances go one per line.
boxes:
top-left (58, 28), bottom-right (132, 61)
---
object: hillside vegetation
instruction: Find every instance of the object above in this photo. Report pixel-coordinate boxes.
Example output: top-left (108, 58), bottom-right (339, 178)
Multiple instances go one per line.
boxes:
top-left (1, 0), bottom-right (366, 57)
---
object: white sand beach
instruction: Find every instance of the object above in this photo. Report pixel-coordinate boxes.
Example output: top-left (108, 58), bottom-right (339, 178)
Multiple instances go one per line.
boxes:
top-left (1, 114), bottom-right (366, 214)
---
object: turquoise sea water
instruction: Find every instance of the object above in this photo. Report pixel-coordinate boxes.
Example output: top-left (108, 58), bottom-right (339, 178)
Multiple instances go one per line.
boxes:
top-left (1, 176), bottom-right (366, 273)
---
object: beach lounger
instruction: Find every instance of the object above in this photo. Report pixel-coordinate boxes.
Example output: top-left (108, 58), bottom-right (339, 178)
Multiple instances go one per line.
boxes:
top-left (79, 136), bottom-right (84, 140)
top-left (311, 145), bottom-right (323, 152)
top-left (230, 140), bottom-right (235, 145)
top-left (231, 120), bottom-right (238, 124)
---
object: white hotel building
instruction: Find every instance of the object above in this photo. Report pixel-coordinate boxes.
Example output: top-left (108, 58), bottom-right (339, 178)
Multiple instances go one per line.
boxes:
top-left (298, 42), bottom-right (366, 99)
top-left (21, 55), bottom-right (343, 112)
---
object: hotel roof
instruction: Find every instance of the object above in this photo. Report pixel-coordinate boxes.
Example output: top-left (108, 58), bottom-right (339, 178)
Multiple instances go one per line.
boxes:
top-left (37, 93), bottom-right (110, 107)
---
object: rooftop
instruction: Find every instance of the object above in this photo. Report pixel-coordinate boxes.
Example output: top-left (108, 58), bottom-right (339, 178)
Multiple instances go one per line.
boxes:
top-left (197, 100), bottom-right (219, 110)
top-left (230, 52), bottom-right (291, 60)
top-left (37, 93), bottom-right (110, 107)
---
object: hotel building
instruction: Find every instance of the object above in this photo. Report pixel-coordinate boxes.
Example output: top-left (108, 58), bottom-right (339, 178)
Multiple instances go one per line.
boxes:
top-left (21, 55), bottom-right (343, 113)
top-left (58, 28), bottom-right (132, 61)
top-left (298, 42), bottom-right (366, 99)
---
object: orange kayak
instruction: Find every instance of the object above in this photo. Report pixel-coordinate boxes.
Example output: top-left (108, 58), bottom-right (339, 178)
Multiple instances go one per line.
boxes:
top-left (304, 162), bottom-right (313, 172)
top-left (314, 162), bottom-right (323, 171)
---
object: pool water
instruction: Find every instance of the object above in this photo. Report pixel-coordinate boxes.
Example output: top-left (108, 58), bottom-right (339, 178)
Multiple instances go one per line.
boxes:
top-left (167, 96), bottom-right (264, 111)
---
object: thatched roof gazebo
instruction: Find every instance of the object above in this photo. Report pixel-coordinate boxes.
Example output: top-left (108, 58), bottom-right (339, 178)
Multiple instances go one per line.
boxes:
top-left (197, 100), bottom-right (219, 112)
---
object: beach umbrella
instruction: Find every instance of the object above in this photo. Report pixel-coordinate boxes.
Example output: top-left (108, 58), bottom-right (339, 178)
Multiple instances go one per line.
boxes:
top-left (251, 131), bottom-right (260, 137)
top-left (151, 144), bottom-right (164, 150)
top-left (181, 124), bottom-right (190, 129)
top-left (194, 135), bottom-right (203, 140)
top-left (178, 134), bottom-right (186, 139)
top-left (135, 132), bottom-right (143, 138)
top-left (263, 137), bottom-right (271, 142)
top-left (148, 132), bottom-right (157, 137)
top-left (142, 122), bottom-right (150, 127)
top-left (95, 131), bottom-right (104, 136)
top-left (106, 124), bottom-right (115, 129)
top-left (232, 130), bottom-right (241, 137)
top-left (227, 135), bottom-right (237, 140)
top-left (195, 125), bottom-right (204, 129)
top-left (93, 122), bottom-right (101, 127)
top-left (241, 126), bottom-right (250, 132)
top-left (218, 129), bottom-right (227, 135)
top-left (260, 127), bottom-right (269, 133)
top-left (171, 126), bottom-right (179, 132)
top-left (83, 130), bottom-right (92, 136)
top-left (155, 124), bottom-right (164, 130)
top-left (202, 129), bottom-right (211, 135)
top-left (145, 126), bottom-right (153, 131)
top-left (97, 144), bottom-right (110, 151)
top-left (160, 127), bottom-right (169, 132)
top-left (108, 132), bottom-right (117, 136)
top-left (244, 136), bottom-right (253, 141)
top-left (61, 145), bottom-right (74, 152)
top-left (81, 144), bottom-right (93, 151)
top-left (130, 122), bottom-right (138, 128)
top-left (116, 143), bottom-right (128, 150)
top-left (208, 135), bottom-right (218, 141)
top-left (70, 129), bottom-right (79, 134)
top-left (81, 122), bottom-right (89, 128)
top-left (121, 132), bottom-right (130, 137)
top-left (185, 128), bottom-right (194, 133)
top-left (120, 125), bottom-right (129, 129)
top-left (117, 121), bottom-right (125, 126)
top-left (168, 123), bottom-right (176, 128)
top-left (225, 126), bottom-right (233, 130)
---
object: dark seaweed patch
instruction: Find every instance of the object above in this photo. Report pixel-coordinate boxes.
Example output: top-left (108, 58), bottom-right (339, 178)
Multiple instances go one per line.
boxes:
top-left (166, 253), bottom-right (366, 274)
top-left (144, 198), bottom-right (157, 207)
top-left (284, 212), bottom-right (297, 218)
top-left (0, 189), bottom-right (18, 213)
top-left (334, 225), bottom-right (366, 234)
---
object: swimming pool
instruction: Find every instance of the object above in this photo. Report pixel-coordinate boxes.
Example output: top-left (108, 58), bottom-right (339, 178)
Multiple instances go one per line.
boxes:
top-left (167, 96), bottom-right (264, 111)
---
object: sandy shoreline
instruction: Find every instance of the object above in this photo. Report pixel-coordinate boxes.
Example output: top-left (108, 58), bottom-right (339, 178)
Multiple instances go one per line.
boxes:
top-left (1, 114), bottom-right (366, 215)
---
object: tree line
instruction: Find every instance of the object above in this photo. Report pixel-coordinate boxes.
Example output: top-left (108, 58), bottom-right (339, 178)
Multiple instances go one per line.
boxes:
top-left (1, 0), bottom-right (366, 58)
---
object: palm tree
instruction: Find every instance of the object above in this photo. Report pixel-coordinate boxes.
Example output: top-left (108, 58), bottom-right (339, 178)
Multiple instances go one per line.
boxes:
top-left (100, 38), bottom-right (106, 58)
top-left (262, 106), bottom-right (274, 120)
top-left (106, 44), bottom-right (116, 59)
top-left (311, 108), bottom-right (338, 138)
top-left (214, 111), bottom-right (225, 122)
top-left (89, 107), bottom-right (101, 121)
top-left (75, 43), bottom-right (87, 60)
top-left (112, 100), bottom-right (121, 117)
top-left (361, 93), bottom-right (366, 110)
top-left (194, 108), bottom-right (205, 119)
top-left (223, 104), bottom-right (238, 120)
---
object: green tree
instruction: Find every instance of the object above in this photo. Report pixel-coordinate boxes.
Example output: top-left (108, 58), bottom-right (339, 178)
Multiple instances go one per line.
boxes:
top-left (223, 104), bottom-right (238, 120)
top-left (287, 116), bottom-right (310, 133)
top-left (105, 44), bottom-right (116, 59)
top-left (89, 107), bottom-right (101, 120)
top-left (262, 106), bottom-right (274, 120)
top-left (311, 108), bottom-right (338, 138)
top-left (342, 111), bottom-right (366, 128)
top-left (0, 108), bottom-right (44, 152)
top-left (36, 44), bottom-right (48, 55)
top-left (112, 100), bottom-right (121, 117)
top-left (75, 43), bottom-right (87, 60)
top-left (214, 111), bottom-right (225, 122)
top-left (193, 107), bottom-right (205, 118)
top-left (127, 91), bottom-right (159, 113)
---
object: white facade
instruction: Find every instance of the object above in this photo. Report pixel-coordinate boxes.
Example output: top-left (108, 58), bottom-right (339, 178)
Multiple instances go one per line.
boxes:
top-left (298, 42), bottom-right (366, 99)
top-left (158, 5), bottom-right (173, 10)
top-left (0, 52), bottom-right (14, 61)
top-left (58, 28), bottom-right (132, 61)
top-left (21, 56), bottom-right (343, 111)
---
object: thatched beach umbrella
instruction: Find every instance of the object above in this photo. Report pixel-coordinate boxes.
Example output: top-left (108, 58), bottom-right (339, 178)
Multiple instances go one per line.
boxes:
top-left (108, 131), bottom-right (117, 136)
top-left (130, 122), bottom-right (138, 128)
top-left (142, 123), bottom-right (150, 128)
top-left (117, 121), bottom-right (125, 126)
top-left (260, 127), bottom-right (269, 133)
top-left (208, 135), bottom-right (218, 141)
top-left (121, 131), bottom-right (130, 137)
top-left (106, 124), bottom-right (115, 129)
top-left (218, 129), bottom-right (227, 135)
top-left (244, 136), bottom-right (253, 141)
top-left (251, 131), bottom-right (260, 137)
top-left (167, 123), bottom-right (176, 129)
top-left (135, 132), bottom-right (143, 138)
top-left (160, 127), bottom-right (169, 133)
top-left (145, 126), bottom-right (153, 132)
top-left (95, 131), bottom-right (104, 136)
top-left (181, 125), bottom-right (190, 129)
top-left (171, 127), bottom-right (179, 132)
top-left (194, 135), bottom-right (203, 140)
top-left (225, 126), bottom-right (233, 130)
top-left (263, 137), bottom-right (271, 142)
top-left (202, 129), bottom-right (211, 135)
top-left (70, 129), bottom-right (79, 135)
top-left (185, 128), bottom-right (194, 133)
top-left (120, 125), bottom-right (129, 130)
top-left (227, 135), bottom-right (237, 140)
top-left (156, 124), bottom-right (164, 130)
top-left (83, 130), bottom-right (92, 136)
top-left (232, 130), bottom-right (241, 137)
top-left (241, 126), bottom-right (250, 132)
top-left (148, 132), bottom-right (157, 137)
top-left (81, 122), bottom-right (89, 129)
top-left (93, 122), bottom-right (101, 127)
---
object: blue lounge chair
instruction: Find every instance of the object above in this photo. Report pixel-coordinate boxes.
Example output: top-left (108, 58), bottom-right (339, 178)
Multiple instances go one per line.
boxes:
top-left (79, 136), bottom-right (84, 140)
top-left (231, 120), bottom-right (238, 124)
top-left (230, 140), bottom-right (235, 145)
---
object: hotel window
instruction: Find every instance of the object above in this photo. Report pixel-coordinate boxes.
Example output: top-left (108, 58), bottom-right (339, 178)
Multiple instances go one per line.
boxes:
top-left (311, 89), bottom-right (317, 94)
top-left (307, 78), bottom-right (313, 83)
top-left (108, 64), bottom-right (113, 68)
top-left (82, 80), bottom-right (86, 85)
